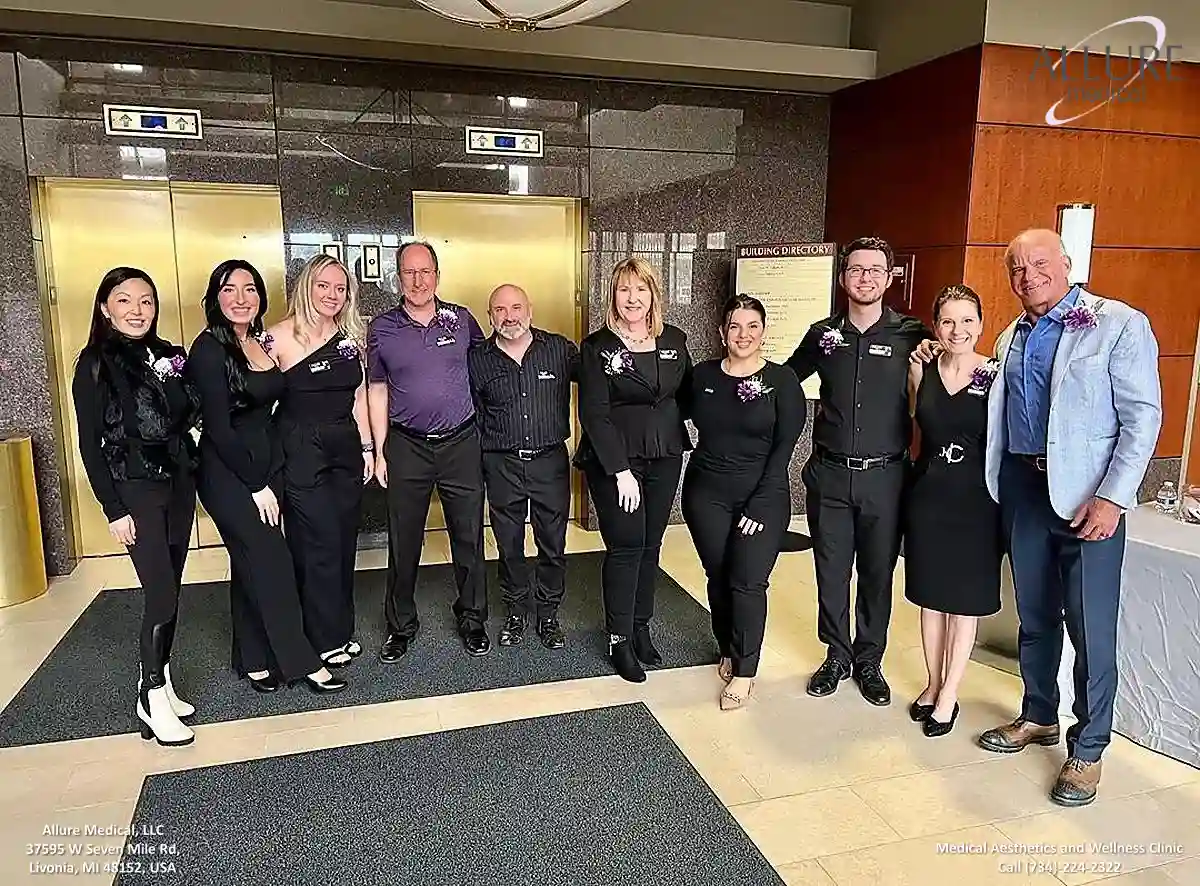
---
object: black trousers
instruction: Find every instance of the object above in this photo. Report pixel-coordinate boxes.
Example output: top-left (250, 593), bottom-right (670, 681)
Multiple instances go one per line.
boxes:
top-left (283, 425), bottom-right (363, 655)
top-left (681, 466), bottom-right (789, 678)
top-left (197, 453), bottom-right (322, 681)
top-left (384, 423), bottom-right (487, 635)
top-left (801, 453), bottom-right (906, 667)
top-left (482, 444), bottom-right (570, 620)
top-left (117, 471), bottom-right (196, 678)
top-left (584, 455), bottom-right (682, 636)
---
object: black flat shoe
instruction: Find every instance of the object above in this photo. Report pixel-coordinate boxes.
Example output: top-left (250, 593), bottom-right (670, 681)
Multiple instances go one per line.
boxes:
top-left (923, 703), bottom-right (960, 737)
top-left (460, 625), bottom-right (491, 657)
top-left (379, 633), bottom-right (410, 663)
top-left (537, 617), bottom-right (565, 649)
top-left (631, 626), bottom-right (663, 666)
top-left (247, 673), bottom-right (280, 693)
top-left (303, 674), bottom-right (348, 694)
top-left (909, 699), bottom-right (936, 722)
top-left (853, 661), bottom-right (892, 706)
top-left (807, 656), bottom-right (851, 697)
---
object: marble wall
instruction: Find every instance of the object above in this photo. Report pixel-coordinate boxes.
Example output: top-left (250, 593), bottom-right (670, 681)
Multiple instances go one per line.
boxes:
top-left (0, 36), bottom-right (830, 572)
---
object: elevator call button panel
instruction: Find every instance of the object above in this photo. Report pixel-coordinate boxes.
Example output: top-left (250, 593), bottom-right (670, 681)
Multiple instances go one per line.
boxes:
top-left (465, 126), bottom-right (544, 158)
top-left (104, 105), bottom-right (204, 140)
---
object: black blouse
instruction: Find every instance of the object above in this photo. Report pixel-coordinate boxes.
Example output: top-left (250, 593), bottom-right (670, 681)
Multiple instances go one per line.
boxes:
top-left (575, 324), bottom-right (693, 475)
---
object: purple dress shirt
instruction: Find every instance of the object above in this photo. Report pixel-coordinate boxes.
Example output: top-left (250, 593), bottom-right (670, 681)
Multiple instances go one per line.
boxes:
top-left (367, 299), bottom-right (485, 434)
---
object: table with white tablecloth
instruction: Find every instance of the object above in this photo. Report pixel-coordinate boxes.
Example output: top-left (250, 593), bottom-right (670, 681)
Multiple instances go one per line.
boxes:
top-left (1053, 504), bottom-right (1200, 769)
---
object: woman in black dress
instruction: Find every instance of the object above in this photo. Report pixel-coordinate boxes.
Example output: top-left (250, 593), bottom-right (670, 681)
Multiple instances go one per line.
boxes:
top-left (187, 259), bottom-right (347, 695)
top-left (683, 296), bottom-right (804, 709)
top-left (72, 267), bottom-right (201, 746)
top-left (904, 285), bottom-right (1002, 736)
top-left (576, 257), bottom-right (692, 683)
top-left (266, 254), bottom-right (371, 669)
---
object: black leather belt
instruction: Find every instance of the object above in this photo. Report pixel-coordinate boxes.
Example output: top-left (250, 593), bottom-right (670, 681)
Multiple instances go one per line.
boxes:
top-left (817, 447), bottom-right (905, 471)
top-left (391, 417), bottom-right (474, 443)
top-left (486, 444), bottom-right (560, 461)
top-left (1013, 453), bottom-right (1048, 472)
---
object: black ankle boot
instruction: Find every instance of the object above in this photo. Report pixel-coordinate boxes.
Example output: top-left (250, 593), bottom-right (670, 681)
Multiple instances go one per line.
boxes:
top-left (609, 635), bottom-right (646, 683)
top-left (631, 625), bottom-right (663, 666)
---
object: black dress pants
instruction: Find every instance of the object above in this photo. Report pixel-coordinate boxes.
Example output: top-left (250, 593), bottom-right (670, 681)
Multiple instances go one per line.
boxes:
top-left (482, 444), bottom-right (570, 620)
top-left (283, 420), bottom-right (363, 654)
top-left (681, 466), bottom-right (789, 678)
top-left (117, 471), bottom-right (196, 677)
top-left (384, 423), bottom-right (487, 636)
top-left (801, 453), bottom-right (906, 667)
top-left (197, 455), bottom-right (322, 681)
top-left (584, 455), bottom-right (682, 636)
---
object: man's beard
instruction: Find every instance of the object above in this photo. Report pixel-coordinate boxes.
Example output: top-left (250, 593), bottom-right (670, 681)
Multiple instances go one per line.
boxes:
top-left (496, 322), bottom-right (530, 341)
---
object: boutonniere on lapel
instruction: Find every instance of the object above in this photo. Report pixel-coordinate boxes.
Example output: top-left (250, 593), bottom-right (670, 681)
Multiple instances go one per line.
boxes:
top-left (149, 353), bottom-right (186, 381)
top-left (818, 327), bottom-right (848, 355)
top-left (601, 347), bottom-right (635, 376)
top-left (967, 359), bottom-right (1000, 396)
top-left (435, 306), bottom-right (461, 333)
top-left (336, 338), bottom-right (359, 360)
top-left (1062, 298), bottom-right (1104, 332)
top-left (736, 375), bottom-right (774, 402)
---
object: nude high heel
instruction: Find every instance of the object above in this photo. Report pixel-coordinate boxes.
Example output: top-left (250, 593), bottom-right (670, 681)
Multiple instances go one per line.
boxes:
top-left (720, 679), bottom-right (754, 711)
top-left (717, 657), bottom-right (733, 683)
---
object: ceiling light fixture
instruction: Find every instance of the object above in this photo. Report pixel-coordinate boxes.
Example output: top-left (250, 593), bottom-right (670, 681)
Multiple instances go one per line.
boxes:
top-left (412, 0), bottom-right (632, 31)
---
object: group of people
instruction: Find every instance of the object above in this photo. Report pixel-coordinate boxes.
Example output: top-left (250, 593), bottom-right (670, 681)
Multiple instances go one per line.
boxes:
top-left (75, 226), bottom-right (1161, 809)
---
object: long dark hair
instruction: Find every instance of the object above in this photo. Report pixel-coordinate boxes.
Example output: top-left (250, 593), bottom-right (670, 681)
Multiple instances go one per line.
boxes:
top-left (200, 259), bottom-right (269, 401)
top-left (81, 267), bottom-right (165, 356)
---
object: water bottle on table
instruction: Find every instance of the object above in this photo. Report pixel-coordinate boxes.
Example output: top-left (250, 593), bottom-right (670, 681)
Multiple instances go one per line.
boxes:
top-left (1155, 481), bottom-right (1178, 514)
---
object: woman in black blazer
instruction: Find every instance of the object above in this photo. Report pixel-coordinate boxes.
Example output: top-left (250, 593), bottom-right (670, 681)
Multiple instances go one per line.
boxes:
top-left (576, 257), bottom-right (692, 682)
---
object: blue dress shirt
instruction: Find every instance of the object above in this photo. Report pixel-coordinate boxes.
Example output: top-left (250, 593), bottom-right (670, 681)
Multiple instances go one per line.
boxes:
top-left (1004, 286), bottom-right (1080, 456)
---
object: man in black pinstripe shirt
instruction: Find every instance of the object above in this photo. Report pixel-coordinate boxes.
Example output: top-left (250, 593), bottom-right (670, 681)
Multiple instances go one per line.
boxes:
top-left (468, 284), bottom-right (580, 649)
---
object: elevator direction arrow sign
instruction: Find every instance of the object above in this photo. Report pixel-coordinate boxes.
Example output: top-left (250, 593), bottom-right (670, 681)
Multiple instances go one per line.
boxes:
top-left (103, 105), bottom-right (203, 140)
top-left (465, 126), bottom-right (544, 158)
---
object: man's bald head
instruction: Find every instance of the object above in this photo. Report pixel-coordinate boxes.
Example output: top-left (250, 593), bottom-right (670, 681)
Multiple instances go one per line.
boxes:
top-left (1004, 227), bottom-right (1073, 317)
top-left (488, 284), bottom-right (533, 342)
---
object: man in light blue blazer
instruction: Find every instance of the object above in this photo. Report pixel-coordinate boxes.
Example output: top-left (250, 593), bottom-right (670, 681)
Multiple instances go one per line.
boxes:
top-left (977, 228), bottom-right (1161, 807)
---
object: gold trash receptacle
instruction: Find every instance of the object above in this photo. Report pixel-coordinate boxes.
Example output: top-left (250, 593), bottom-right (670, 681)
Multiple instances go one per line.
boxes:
top-left (0, 434), bottom-right (48, 607)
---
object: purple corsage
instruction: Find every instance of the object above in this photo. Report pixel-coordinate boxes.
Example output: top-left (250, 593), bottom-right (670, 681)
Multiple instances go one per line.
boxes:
top-left (967, 359), bottom-right (1000, 396)
top-left (255, 331), bottom-right (274, 353)
top-left (601, 348), bottom-right (635, 376)
top-left (818, 327), bottom-right (848, 355)
top-left (1063, 300), bottom-right (1101, 332)
top-left (435, 306), bottom-right (461, 333)
top-left (150, 353), bottom-right (186, 380)
top-left (336, 338), bottom-right (358, 359)
top-left (737, 375), bottom-right (774, 402)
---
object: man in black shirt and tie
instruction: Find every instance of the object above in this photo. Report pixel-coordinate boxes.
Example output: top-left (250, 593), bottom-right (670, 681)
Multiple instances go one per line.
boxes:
top-left (468, 284), bottom-right (579, 649)
top-left (787, 236), bottom-right (932, 706)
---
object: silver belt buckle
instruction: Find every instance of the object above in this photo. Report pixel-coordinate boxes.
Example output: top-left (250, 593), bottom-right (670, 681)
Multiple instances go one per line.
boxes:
top-left (847, 456), bottom-right (868, 470)
top-left (517, 448), bottom-right (536, 460)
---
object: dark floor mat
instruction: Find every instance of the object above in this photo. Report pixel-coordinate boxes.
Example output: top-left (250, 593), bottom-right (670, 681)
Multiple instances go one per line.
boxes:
top-left (111, 703), bottom-right (783, 886)
top-left (0, 552), bottom-right (717, 747)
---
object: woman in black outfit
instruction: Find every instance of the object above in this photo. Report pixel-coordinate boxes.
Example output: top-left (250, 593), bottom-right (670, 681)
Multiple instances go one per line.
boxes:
top-left (187, 259), bottom-right (347, 695)
top-left (683, 296), bottom-right (804, 709)
top-left (266, 254), bottom-right (372, 669)
top-left (576, 257), bottom-right (692, 683)
top-left (904, 285), bottom-right (1002, 737)
top-left (72, 267), bottom-right (201, 747)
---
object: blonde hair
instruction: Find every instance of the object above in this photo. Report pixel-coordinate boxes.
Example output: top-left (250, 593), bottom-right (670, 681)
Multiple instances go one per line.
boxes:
top-left (286, 253), bottom-right (366, 347)
top-left (606, 257), bottom-right (665, 338)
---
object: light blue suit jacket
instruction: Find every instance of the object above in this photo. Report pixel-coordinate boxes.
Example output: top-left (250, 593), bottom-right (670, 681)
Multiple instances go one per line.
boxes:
top-left (984, 289), bottom-right (1163, 519)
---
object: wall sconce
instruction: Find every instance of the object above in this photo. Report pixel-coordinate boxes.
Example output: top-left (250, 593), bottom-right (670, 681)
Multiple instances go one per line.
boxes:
top-left (1056, 202), bottom-right (1095, 285)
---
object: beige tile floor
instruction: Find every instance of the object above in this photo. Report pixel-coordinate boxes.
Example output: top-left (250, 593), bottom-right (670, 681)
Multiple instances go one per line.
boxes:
top-left (1, 520), bottom-right (1198, 885)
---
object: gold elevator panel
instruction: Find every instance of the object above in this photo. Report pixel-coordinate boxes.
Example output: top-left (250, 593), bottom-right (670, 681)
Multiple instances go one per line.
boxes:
top-left (38, 179), bottom-right (286, 559)
top-left (412, 192), bottom-right (585, 530)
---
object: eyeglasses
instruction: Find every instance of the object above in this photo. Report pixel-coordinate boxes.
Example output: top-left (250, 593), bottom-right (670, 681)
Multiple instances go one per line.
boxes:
top-left (400, 269), bottom-right (437, 279)
top-left (845, 266), bottom-right (890, 279)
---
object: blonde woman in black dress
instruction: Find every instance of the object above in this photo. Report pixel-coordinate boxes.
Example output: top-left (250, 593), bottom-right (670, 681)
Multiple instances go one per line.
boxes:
top-left (903, 285), bottom-right (1002, 737)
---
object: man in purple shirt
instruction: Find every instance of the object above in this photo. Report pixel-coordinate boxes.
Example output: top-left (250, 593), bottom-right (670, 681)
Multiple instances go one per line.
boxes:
top-left (367, 240), bottom-right (490, 660)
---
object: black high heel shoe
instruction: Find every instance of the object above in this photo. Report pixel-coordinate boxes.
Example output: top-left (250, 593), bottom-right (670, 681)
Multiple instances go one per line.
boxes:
top-left (631, 626), bottom-right (663, 666)
top-left (909, 699), bottom-right (935, 722)
top-left (303, 674), bottom-right (348, 694)
top-left (609, 636), bottom-right (646, 683)
top-left (247, 673), bottom-right (281, 694)
top-left (923, 703), bottom-right (960, 737)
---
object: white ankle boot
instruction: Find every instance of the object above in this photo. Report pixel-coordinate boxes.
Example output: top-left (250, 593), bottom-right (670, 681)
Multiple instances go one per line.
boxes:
top-left (137, 685), bottom-right (194, 747)
top-left (163, 663), bottom-right (195, 718)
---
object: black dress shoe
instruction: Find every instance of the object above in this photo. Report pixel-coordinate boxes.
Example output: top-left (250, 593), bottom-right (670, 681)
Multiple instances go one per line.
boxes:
top-left (853, 661), bottom-right (892, 706)
top-left (379, 633), bottom-right (410, 663)
top-left (609, 636), bottom-right (646, 683)
top-left (806, 656), bottom-right (851, 697)
top-left (247, 673), bottom-right (280, 693)
top-left (537, 617), bottom-right (565, 649)
top-left (909, 699), bottom-right (936, 722)
top-left (498, 615), bottom-right (525, 647)
top-left (303, 674), bottom-right (348, 694)
top-left (923, 703), bottom-right (960, 737)
top-left (631, 626), bottom-right (663, 666)
top-left (461, 625), bottom-right (491, 656)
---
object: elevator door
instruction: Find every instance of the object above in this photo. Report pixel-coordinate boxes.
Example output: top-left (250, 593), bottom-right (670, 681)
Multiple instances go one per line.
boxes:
top-left (40, 179), bottom-right (286, 558)
top-left (412, 192), bottom-right (584, 530)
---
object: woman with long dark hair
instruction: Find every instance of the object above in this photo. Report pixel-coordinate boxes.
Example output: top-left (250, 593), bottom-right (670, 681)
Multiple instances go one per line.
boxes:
top-left (682, 295), bottom-right (804, 709)
top-left (187, 259), bottom-right (347, 695)
top-left (266, 254), bottom-right (371, 669)
top-left (72, 267), bottom-right (201, 746)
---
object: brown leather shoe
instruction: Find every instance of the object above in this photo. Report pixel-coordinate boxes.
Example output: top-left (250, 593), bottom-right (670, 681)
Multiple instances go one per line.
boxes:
top-left (977, 717), bottom-right (1060, 753)
top-left (1051, 758), bottom-right (1101, 807)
